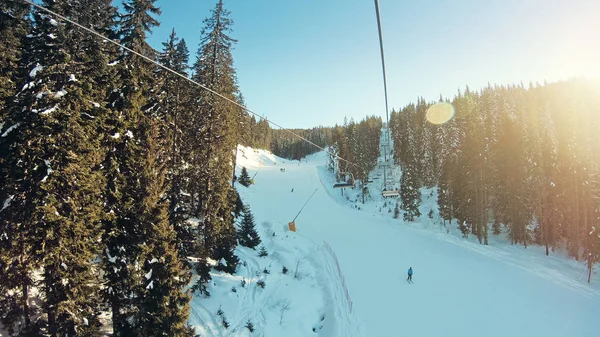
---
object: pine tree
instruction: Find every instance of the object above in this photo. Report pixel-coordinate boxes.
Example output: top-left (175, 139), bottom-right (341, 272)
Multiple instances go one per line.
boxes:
top-left (102, 1), bottom-right (193, 335)
top-left (393, 201), bottom-right (400, 219)
top-left (157, 29), bottom-right (196, 259)
top-left (389, 79), bottom-right (599, 256)
top-left (459, 90), bottom-right (488, 244)
top-left (237, 205), bottom-right (261, 248)
top-left (190, 0), bottom-right (241, 269)
top-left (191, 258), bottom-right (212, 297)
top-left (134, 119), bottom-right (195, 337)
top-left (437, 171), bottom-right (453, 226)
top-left (586, 170), bottom-right (600, 282)
top-left (232, 187), bottom-right (244, 218)
top-left (212, 185), bottom-right (240, 274)
top-left (495, 101), bottom-right (532, 246)
top-left (0, 0), bottom-right (29, 120)
top-left (239, 167), bottom-right (251, 187)
top-left (258, 245), bottom-right (268, 257)
top-left (400, 164), bottom-right (421, 221)
top-left (0, 2), bottom-right (32, 334)
top-left (0, 0), bottom-right (121, 335)
top-left (213, 222), bottom-right (239, 274)
top-left (103, 0), bottom-right (159, 329)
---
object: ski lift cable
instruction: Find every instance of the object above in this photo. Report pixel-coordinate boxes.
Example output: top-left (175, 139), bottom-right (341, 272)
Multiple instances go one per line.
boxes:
top-left (373, 0), bottom-right (391, 146)
top-left (21, 0), bottom-right (367, 173)
top-left (373, 0), bottom-right (399, 198)
top-left (292, 188), bottom-right (319, 222)
top-left (251, 165), bottom-right (261, 179)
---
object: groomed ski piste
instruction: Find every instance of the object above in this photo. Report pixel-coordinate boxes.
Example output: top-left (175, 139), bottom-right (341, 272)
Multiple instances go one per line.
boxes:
top-left (188, 144), bottom-right (600, 337)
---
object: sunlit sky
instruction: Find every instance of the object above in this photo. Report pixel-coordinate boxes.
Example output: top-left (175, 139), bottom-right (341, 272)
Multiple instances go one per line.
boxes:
top-left (145, 0), bottom-right (600, 129)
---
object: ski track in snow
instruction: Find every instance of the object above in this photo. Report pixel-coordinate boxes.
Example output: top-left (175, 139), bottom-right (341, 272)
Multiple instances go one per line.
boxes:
top-left (427, 230), bottom-right (600, 299)
top-left (187, 143), bottom-right (600, 337)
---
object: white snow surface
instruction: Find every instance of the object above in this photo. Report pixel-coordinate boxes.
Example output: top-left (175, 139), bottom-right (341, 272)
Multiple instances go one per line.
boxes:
top-left (54, 89), bottom-right (67, 98)
top-left (39, 105), bottom-right (58, 115)
top-left (41, 159), bottom-right (53, 183)
top-left (1, 123), bottom-right (20, 137)
top-left (188, 144), bottom-right (600, 337)
top-left (29, 64), bottom-right (43, 78)
top-left (1, 196), bottom-right (13, 212)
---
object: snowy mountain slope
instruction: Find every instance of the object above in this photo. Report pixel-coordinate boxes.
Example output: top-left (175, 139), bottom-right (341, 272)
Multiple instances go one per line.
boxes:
top-left (189, 145), bottom-right (600, 337)
top-left (187, 146), bottom-right (367, 337)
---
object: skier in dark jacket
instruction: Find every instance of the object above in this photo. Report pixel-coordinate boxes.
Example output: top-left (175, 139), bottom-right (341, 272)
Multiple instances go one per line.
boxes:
top-left (407, 267), bottom-right (413, 282)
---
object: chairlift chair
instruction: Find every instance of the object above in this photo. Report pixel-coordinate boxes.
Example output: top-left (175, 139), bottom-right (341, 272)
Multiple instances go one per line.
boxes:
top-left (333, 172), bottom-right (355, 189)
top-left (382, 189), bottom-right (399, 198)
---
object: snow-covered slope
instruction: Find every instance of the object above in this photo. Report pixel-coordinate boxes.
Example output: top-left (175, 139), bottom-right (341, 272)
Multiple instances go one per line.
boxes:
top-left (189, 145), bottom-right (600, 337)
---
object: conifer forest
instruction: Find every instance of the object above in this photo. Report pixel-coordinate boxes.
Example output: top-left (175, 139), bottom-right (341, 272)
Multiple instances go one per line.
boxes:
top-left (0, 0), bottom-right (599, 336)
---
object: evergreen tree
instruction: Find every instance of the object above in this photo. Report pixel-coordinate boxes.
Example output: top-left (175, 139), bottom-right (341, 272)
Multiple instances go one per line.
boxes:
top-left (400, 164), bottom-right (421, 221)
top-left (0, 0), bottom-right (120, 335)
top-left (459, 90), bottom-right (488, 244)
top-left (437, 159), bottom-right (456, 227)
top-left (0, 0), bottom-right (29, 121)
top-left (157, 29), bottom-right (196, 259)
top-left (393, 201), bottom-right (400, 219)
top-left (237, 205), bottom-right (261, 248)
top-left (239, 167), bottom-right (251, 187)
top-left (232, 187), bottom-right (244, 218)
top-left (495, 102), bottom-right (532, 246)
top-left (212, 193), bottom-right (239, 274)
top-left (258, 245), bottom-right (268, 257)
top-left (134, 119), bottom-right (195, 337)
top-left (213, 223), bottom-right (239, 274)
top-left (190, 0), bottom-right (240, 271)
top-left (102, 1), bottom-right (193, 335)
top-left (190, 258), bottom-right (212, 297)
top-left (393, 78), bottom-right (599, 256)
top-left (0, 2), bottom-right (32, 334)
top-left (418, 101), bottom-right (436, 187)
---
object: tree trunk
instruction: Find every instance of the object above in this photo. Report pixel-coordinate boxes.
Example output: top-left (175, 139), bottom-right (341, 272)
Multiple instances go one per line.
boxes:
top-left (112, 301), bottom-right (120, 337)
top-left (588, 253), bottom-right (594, 283)
top-left (47, 305), bottom-right (57, 337)
top-left (574, 170), bottom-right (580, 260)
top-left (19, 231), bottom-right (31, 328)
top-left (232, 146), bottom-right (238, 186)
top-left (22, 283), bottom-right (30, 328)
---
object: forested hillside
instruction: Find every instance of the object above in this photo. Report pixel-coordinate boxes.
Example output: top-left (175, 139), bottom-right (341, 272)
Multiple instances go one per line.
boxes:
top-left (270, 127), bottom-right (331, 160)
top-left (0, 0), bottom-right (248, 335)
top-left (1, 0), bottom-right (599, 335)
top-left (328, 116), bottom-right (382, 183)
top-left (390, 80), bottom-right (600, 273)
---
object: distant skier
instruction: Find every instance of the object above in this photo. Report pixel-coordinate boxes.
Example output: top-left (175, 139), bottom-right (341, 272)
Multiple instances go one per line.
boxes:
top-left (407, 267), bottom-right (413, 282)
top-left (291, 188), bottom-right (294, 192)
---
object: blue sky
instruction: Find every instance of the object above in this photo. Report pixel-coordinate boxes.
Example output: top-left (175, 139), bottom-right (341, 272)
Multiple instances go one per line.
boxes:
top-left (145, 0), bottom-right (600, 129)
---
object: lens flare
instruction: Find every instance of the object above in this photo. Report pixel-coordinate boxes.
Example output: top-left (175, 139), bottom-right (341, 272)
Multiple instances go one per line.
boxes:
top-left (426, 102), bottom-right (455, 125)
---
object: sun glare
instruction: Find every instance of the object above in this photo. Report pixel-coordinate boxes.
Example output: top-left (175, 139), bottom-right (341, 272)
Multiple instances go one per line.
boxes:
top-left (426, 102), bottom-right (455, 125)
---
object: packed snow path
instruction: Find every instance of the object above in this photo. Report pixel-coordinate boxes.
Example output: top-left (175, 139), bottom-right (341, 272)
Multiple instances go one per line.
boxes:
top-left (235, 148), bottom-right (600, 337)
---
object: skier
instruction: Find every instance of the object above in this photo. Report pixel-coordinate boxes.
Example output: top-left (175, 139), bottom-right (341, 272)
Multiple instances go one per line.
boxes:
top-left (291, 188), bottom-right (294, 192)
top-left (407, 267), bottom-right (413, 282)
